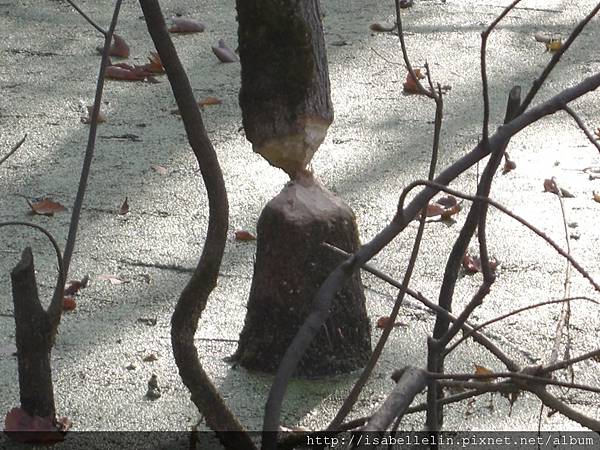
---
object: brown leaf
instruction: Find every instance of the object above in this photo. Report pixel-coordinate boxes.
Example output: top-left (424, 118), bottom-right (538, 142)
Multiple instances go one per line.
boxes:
top-left (146, 52), bottom-right (164, 73)
top-left (593, 191), bottom-right (600, 203)
top-left (375, 316), bottom-right (404, 329)
top-left (502, 154), bottom-right (516, 174)
top-left (545, 38), bottom-right (562, 52)
top-left (143, 353), bottom-right (158, 362)
top-left (594, 128), bottom-right (600, 140)
top-left (168, 17), bottom-right (205, 33)
top-left (27, 198), bottom-right (66, 216)
top-left (235, 230), bottom-right (256, 241)
top-left (212, 39), bottom-right (238, 63)
top-left (4, 407), bottom-right (69, 444)
top-left (403, 69), bottom-right (425, 94)
top-left (421, 195), bottom-right (461, 221)
top-left (198, 96), bottom-right (222, 107)
top-left (473, 364), bottom-right (494, 382)
top-left (543, 178), bottom-right (559, 195)
top-left (105, 65), bottom-right (146, 81)
top-left (118, 197), bottom-right (129, 215)
top-left (64, 275), bottom-right (89, 296)
top-left (62, 297), bottom-right (77, 311)
top-left (110, 34), bottom-right (130, 58)
top-left (463, 253), bottom-right (498, 274)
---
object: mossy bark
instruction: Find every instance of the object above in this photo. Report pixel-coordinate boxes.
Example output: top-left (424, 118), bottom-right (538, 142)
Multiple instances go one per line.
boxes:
top-left (233, 174), bottom-right (371, 377)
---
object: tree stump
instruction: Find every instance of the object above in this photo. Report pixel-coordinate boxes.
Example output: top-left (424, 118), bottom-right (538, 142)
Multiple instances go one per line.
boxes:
top-left (233, 173), bottom-right (371, 377)
top-left (11, 248), bottom-right (56, 418)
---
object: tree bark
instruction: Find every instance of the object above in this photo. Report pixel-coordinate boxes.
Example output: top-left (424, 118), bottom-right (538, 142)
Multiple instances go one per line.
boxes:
top-left (237, 0), bottom-right (333, 177)
top-left (11, 247), bottom-right (55, 418)
top-left (233, 173), bottom-right (371, 377)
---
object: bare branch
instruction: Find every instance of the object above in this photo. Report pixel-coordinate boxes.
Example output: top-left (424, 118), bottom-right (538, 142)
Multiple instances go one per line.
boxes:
top-left (562, 105), bottom-right (600, 153)
top-left (65, 0), bottom-right (107, 36)
top-left (445, 297), bottom-right (598, 356)
top-left (394, 0), bottom-right (436, 99)
top-left (54, 0), bottom-right (123, 333)
top-left (542, 348), bottom-right (600, 374)
top-left (323, 242), bottom-right (520, 371)
top-left (518, 3), bottom-right (600, 114)
top-left (359, 367), bottom-right (427, 433)
top-left (398, 181), bottom-right (600, 292)
top-left (480, 0), bottom-right (523, 143)
top-left (0, 134), bottom-right (27, 166)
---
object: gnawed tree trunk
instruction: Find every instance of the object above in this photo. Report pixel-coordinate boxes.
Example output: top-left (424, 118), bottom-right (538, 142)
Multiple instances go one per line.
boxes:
top-left (233, 173), bottom-right (371, 377)
top-left (11, 247), bottom-right (55, 418)
top-left (237, 0), bottom-right (333, 178)
top-left (235, 0), bottom-right (371, 377)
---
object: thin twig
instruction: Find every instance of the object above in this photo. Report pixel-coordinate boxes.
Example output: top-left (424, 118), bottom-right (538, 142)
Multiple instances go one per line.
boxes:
top-left (480, 0), bottom-right (523, 144)
top-left (562, 105), bottom-right (600, 153)
top-left (444, 297), bottom-right (597, 356)
top-left (547, 183), bottom-right (573, 368)
top-left (57, 0), bottom-right (122, 333)
top-left (518, 3), bottom-right (600, 114)
top-left (65, 0), bottom-right (106, 36)
top-left (394, 0), bottom-right (436, 99)
top-left (429, 371), bottom-right (600, 394)
top-left (398, 180), bottom-right (600, 292)
top-left (542, 348), bottom-right (600, 374)
top-left (323, 242), bottom-right (520, 371)
top-left (0, 222), bottom-right (64, 284)
top-left (0, 134), bottom-right (27, 166)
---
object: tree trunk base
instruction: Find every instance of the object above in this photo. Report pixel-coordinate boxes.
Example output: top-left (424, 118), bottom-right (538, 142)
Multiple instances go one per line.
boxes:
top-left (233, 172), bottom-right (371, 377)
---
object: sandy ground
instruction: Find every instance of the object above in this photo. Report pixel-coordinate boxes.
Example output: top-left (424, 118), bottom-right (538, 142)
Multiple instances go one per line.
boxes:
top-left (1, 0), bottom-right (600, 444)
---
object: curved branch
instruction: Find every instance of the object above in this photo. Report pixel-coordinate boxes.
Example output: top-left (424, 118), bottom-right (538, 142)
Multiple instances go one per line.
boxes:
top-left (139, 2), bottom-right (254, 449)
top-left (398, 180), bottom-right (600, 292)
top-left (0, 134), bottom-right (27, 166)
top-left (562, 105), bottom-right (600, 153)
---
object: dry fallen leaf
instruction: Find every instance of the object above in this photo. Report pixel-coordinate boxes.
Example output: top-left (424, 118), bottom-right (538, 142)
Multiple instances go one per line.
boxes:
top-left (375, 316), bottom-right (404, 329)
top-left (545, 38), bottom-right (562, 52)
top-left (110, 34), bottom-right (130, 58)
top-left (421, 195), bottom-right (461, 221)
top-left (62, 297), bottom-right (77, 311)
top-left (118, 197), bottom-right (129, 215)
top-left (235, 230), bottom-right (256, 241)
top-left (4, 407), bottom-right (70, 444)
top-left (198, 96), bottom-right (222, 107)
top-left (26, 198), bottom-right (66, 216)
top-left (502, 154), bottom-right (516, 175)
top-left (143, 353), bottom-right (158, 362)
top-left (463, 252), bottom-right (498, 274)
top-left (145, 52), bottom-right (164, 73)
top-left (212, 39), bottom-right (238, 63)
top-left (105, 65), bottom-right (146, 81)
top-left (168, 17), bottom-right (206, 33)
top-left (543, 178), bottom-right (559, 195)
top-left (64, 275), bottom-right (89, 296)
top-left (473, 364), bottom-right (494, 382)
top-left (403, 68), bottom-right (425, 94)
top-left (593, 191), bottom-right (600, 203)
